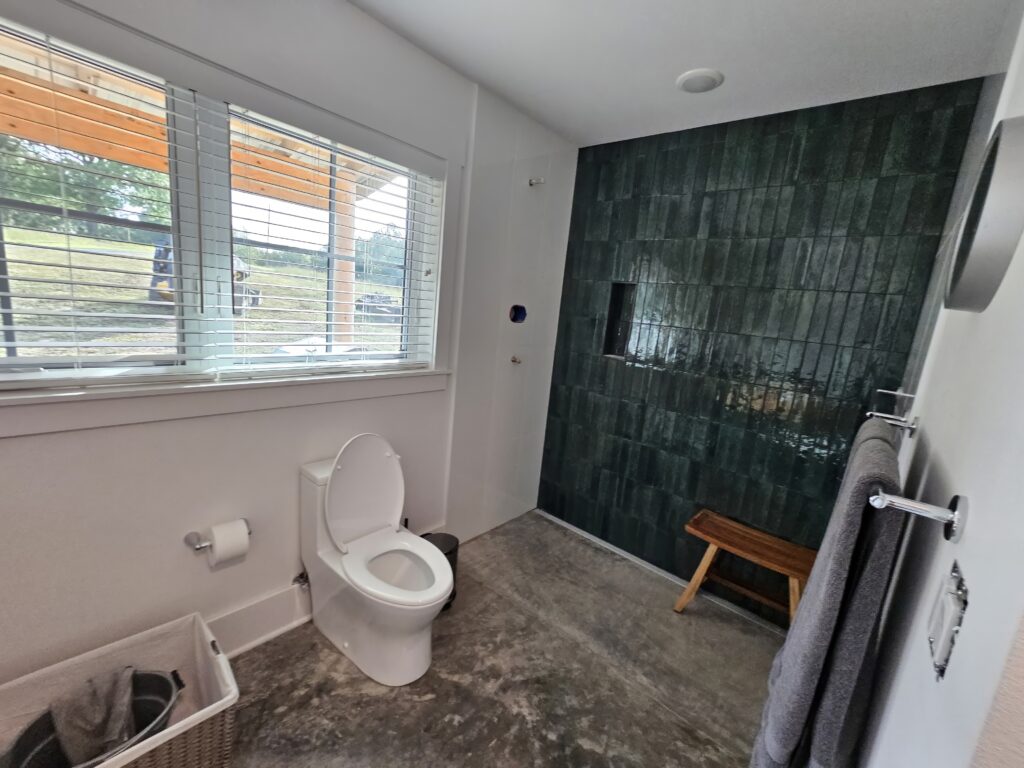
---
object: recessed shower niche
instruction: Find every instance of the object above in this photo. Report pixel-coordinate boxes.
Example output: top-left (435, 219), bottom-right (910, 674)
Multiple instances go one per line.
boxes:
top-left (602, 282), bottom-right (636, 358)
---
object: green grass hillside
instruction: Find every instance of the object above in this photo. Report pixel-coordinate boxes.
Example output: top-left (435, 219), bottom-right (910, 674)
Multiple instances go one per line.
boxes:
top-left (2, 226), bottom-right (404, 363)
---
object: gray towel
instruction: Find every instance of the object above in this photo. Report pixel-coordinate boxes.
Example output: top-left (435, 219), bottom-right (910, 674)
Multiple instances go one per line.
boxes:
top-left (51, 666), bottom-right (135, 765)
top-left (751, 419), bottom-right (902, 768)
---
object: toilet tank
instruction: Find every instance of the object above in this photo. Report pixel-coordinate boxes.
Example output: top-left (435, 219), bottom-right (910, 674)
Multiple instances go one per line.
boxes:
top-left (299, 459), bottom-right (334, 565)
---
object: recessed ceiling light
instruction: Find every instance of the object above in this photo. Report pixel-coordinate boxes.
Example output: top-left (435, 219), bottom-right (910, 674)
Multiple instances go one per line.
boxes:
top-left (676, 68), bottom-right (725, 94)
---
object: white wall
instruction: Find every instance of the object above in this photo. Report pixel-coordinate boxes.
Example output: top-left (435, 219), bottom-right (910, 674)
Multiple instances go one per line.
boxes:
top-left (445, 89), bottom-right (577, 542)
top-left (0, 0), bottom-right (577, 681)
top-left (0, 381), bottom-right (450, 682)
top-left (862, 10), bottom-right (1024, 766)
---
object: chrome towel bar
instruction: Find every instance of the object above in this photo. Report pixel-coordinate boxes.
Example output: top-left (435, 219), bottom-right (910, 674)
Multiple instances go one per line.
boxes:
top-left (869, 490), bottom-right (966, 542)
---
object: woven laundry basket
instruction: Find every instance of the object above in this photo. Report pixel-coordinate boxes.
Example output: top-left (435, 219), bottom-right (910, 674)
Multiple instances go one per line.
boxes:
top-left (121, 706), bottom-right (235, 768)
top-left (0, 614), bottom-right (238, 768)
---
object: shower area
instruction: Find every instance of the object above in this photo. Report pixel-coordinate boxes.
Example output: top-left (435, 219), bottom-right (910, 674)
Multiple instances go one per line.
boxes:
top-left (538, 79), bottom-right (983, 618)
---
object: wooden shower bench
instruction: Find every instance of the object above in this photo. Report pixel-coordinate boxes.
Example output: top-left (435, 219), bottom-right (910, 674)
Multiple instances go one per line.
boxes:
top-left (673, 509), bottom-right (817, 622)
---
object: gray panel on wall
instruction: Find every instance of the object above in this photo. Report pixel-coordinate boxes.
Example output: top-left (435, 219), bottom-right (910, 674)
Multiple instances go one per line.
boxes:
top-left (539, 80), bottom-right (982, 619)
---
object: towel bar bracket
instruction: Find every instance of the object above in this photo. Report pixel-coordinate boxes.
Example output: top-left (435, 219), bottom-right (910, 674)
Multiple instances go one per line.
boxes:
top-left (869, 490), bottom-right (966, 542)
top-left (876, 389), bottom-right (916, 400)
top-left (865, 412), bottom-right (919, 437)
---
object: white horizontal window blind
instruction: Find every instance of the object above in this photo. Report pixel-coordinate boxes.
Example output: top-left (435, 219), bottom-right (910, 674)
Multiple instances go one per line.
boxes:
top-left (0, 19), bottom-right (444, 390)
top-left (219, 108), bottom-right (442, 373)
top-left (0, 23), bottom-right (177, 384)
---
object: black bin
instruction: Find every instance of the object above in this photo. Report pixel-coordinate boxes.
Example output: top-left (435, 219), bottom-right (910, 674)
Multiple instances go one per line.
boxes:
top-left (4, 670), bottom-right (180, 768)
top-left (422, 533), bottom-right (458, 610)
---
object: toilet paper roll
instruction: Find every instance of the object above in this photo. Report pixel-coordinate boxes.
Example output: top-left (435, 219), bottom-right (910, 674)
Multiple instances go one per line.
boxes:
top-left (207, 519), bottom-right (250, 566)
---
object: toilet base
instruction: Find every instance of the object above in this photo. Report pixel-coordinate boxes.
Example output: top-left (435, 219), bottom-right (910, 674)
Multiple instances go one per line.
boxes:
top-left (310, 570), bottom-right (445, 687)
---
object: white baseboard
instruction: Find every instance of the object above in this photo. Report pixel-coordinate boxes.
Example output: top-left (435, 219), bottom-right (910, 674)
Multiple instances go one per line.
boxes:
top-left (208, 582), bottom-right (312, 658)
top-left (533, 508), bottom-right (785, 637)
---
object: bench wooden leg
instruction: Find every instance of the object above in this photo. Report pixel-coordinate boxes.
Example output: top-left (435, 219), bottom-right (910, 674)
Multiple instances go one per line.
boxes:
top-left (788, 577), bottom-right (803, 622)
top-left (674, 544), bottom-right (720, 613)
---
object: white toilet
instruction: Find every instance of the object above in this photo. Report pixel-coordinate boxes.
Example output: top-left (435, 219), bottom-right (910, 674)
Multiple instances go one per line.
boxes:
top-left (299, 433), bottom-right (453, 686)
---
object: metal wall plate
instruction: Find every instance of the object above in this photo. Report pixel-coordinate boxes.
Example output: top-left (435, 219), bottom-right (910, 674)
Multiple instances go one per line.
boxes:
top-left (946, 116), bottom-right (1024, 312)
top-left (927, 561), bottom-right (968, 680)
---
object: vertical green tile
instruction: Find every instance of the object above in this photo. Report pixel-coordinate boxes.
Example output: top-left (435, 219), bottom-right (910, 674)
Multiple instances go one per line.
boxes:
top-left (539, 79), bottom-right (980, 621)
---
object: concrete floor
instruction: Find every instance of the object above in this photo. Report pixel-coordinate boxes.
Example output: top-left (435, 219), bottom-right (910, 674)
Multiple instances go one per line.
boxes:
top-left (231, 512), bottom-right (782, 767)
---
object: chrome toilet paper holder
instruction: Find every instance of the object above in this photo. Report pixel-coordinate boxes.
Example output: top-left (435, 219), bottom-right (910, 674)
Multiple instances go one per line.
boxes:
top-left (184, 519), bottom-right (252, 552)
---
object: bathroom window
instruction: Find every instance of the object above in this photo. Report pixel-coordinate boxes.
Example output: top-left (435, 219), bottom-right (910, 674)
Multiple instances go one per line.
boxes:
top-left (603, 282), bottom-right (636, 358)
top-left (0, 19), bottom-right (443, 390)
top-left (0, 23), bottom-right (176, 378)
top-left (222, 110), bottom-right (440, 371)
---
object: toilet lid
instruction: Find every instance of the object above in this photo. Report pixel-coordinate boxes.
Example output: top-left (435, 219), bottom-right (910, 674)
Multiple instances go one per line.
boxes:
top-left (324, 433), bottom-right (405, 553)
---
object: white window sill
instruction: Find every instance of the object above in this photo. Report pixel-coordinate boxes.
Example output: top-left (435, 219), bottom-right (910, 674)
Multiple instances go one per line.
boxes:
top-left (0, 368), bottom-right (451, 439)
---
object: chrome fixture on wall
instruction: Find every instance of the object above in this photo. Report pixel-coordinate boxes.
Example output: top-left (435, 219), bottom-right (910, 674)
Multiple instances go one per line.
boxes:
top-left (865, 412), bottom-right (918, 437)
top-left (928, 561), bottom-right (969, 680)
top-left (867, 389), bottom-right (918, 436)
top-left (946, 115), bottom-right (1024, 312)
top-left (869, 490), bottom-right (967, 543)
top-left (863, 391), bottom-right (965, 540)
top-left (184, 518), bottom-right (252, 565)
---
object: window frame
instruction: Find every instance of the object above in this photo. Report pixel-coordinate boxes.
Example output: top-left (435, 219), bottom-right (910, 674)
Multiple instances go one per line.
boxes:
top-left (0, 24), bottom-right (446, 391)
top-left (217, 107), bottom-right (440, 377)
top-left (0, 24), bottom-right (183, 381)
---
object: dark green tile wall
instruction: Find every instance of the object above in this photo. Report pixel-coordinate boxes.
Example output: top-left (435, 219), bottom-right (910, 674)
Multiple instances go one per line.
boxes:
top-left (539, 80), bottom-right (981, 617)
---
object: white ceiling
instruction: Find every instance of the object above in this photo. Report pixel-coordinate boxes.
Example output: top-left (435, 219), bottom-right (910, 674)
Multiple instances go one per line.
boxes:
top-left (350, 0), bottom-right (1020, 146)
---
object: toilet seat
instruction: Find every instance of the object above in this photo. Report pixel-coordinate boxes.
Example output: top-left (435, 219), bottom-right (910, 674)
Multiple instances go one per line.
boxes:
top-left (340, 528), bottom-right (453, 607)
top-left (324, 433), bottom-right (405, 554)
top-left (321, 433), bottom-right (453, 608)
